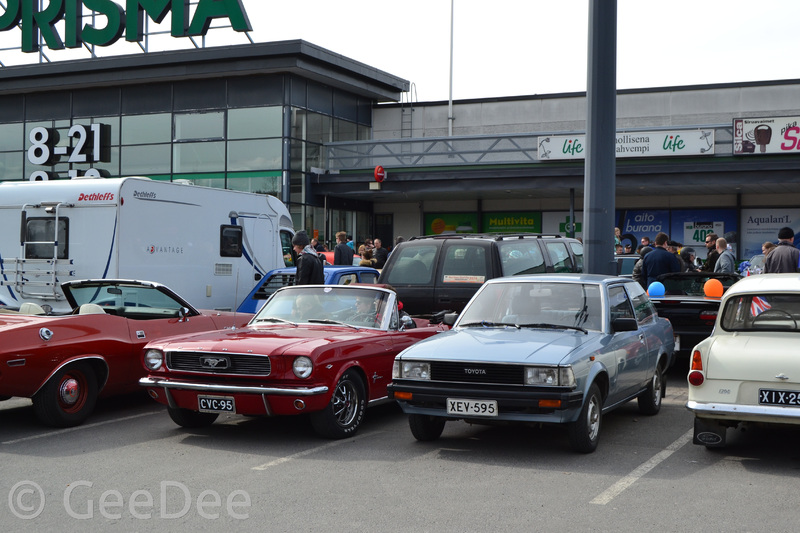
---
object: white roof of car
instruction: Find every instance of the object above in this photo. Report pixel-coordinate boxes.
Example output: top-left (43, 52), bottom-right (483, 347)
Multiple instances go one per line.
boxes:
top-left (725, 273), bottom-right (800, 297)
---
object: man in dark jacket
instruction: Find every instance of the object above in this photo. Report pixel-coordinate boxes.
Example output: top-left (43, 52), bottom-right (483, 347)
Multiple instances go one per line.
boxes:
top-left (764, 227), bottom-right (800, 273)
top-left (700, 233), bottom-right (719, 272)
top-left (372, 238), bottom-right (388, 269)
top-left (641, 232), bottom-right (681, 288)
top-left (333, 231), bottom-right (352, 266)
top-left (293, 231), bottom-right (324, 285)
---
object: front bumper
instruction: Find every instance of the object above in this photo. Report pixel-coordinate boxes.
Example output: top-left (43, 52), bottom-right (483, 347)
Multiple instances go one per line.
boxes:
top-left (388, 380), bottom-right (584, 424)
top-left (686, 400), bottom-right (800, 425)
top-left (140, 376), bottom-right (329, 416)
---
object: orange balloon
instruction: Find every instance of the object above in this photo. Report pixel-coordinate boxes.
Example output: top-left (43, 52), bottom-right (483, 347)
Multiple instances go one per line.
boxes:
top-left (704, 278), bottom-right (724, 298)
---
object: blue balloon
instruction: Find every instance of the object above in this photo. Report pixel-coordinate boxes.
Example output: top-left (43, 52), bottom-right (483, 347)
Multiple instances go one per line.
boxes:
top-left (648, 281), bottom-right (665, 297)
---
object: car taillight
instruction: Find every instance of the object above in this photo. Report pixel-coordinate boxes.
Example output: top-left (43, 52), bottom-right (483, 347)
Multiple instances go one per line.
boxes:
top-left (699, 310), bottom-right (718, 322)
top-left (688, 349), bottom-right (704, 386)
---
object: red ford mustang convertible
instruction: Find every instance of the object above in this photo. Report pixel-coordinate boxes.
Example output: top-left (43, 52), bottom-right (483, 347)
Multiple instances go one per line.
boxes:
top-left (140, 284), bottom-right (448, 438)
top-left (0, 279), bottom-right (251, 427)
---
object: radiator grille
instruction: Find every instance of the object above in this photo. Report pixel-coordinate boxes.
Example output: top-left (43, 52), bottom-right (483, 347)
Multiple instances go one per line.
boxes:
top-left (430, 362), bottom-right (524, 385)
top-left (167, 351), bottom-right (271, 376)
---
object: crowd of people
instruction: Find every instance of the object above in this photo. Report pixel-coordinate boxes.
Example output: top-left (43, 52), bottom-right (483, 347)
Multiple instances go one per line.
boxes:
top-left (627, 226), bottom-right (800, 289)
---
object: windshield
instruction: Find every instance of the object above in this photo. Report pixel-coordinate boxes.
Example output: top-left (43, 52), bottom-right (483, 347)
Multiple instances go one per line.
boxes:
top-left (458, 281), bottom-right (603, 331)
top-left (721, 293), bottom-right (800, 332)
top-left (253, 286), bottom-right (393, 329)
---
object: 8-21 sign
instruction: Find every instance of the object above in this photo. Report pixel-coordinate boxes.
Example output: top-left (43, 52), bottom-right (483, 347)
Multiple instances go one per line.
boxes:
top-left (27, 123), bottom-right (111, 180)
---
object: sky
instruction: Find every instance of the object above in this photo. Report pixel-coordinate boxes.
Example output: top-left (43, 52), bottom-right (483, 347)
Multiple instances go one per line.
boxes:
top-left (2, 0), bottom-right (799, 102)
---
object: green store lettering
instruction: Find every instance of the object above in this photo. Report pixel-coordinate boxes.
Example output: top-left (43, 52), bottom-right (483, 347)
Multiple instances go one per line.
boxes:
top-left (561, 138), bottom-right (583, 156)
top-left (662, 134), bottom-right (685, 152)
top-left (0, 0), bottom-right (252, 52)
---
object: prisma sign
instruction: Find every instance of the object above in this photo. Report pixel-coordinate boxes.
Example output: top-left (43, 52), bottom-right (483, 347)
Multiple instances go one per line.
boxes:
top-left (0, 0), bottom-right (252, 53)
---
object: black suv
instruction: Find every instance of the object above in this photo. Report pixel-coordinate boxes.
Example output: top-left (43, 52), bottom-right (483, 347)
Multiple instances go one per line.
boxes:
top-left (378, 234), bottom-right (583, 314)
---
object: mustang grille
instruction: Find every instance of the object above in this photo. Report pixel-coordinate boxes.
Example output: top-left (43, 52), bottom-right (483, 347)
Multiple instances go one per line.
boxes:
top-left (430, 362), bottom-right (524, 385)
top-left (166, 351), bottom-right (271, 376)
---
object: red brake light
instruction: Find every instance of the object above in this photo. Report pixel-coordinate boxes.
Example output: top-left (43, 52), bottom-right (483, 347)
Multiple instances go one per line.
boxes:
top-left (688, 370), bottom-right (705, 386)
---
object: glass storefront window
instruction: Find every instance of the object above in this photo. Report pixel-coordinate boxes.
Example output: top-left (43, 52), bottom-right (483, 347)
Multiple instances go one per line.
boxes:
top-left (226, 174), bottom-right (281, 196)
top-left (227, 139), bottom-right (282, 171)
top-left (333, 118), bottom-right (357, 142)
top-left (0, 151), bottom-right (24, 178)
top-left (121, 144), bottom-right (172, 175)
top-left (228, 107), bottom-right (282, 139)
top-left (122, 114), bottom-right (172, 144)
top-left (0, 123), bottom-right (24, 151)
top-left (306, 112), bottom-right (331, 144)
top-left (173, 141), bottom-right (225, 173)
top-left (174, 112), bottom-right (224, 141)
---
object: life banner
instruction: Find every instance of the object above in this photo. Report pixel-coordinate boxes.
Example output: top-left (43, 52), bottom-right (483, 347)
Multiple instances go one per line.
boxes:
top-left (537, 130), bottom-right (715, 160)
top-left (733, 116), bottom-right (800, 155)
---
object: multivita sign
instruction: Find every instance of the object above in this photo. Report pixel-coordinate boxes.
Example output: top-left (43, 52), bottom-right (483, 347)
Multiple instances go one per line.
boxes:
top-left (0, 0), bottom-right (252, 53)
top-left (537, 130), bottom-right (715, 160)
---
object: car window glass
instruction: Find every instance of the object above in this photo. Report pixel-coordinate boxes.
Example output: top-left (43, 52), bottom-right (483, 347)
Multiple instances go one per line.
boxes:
top-left (441, 244), bottom-right (487, 284)
top-left (359, 272), bottom-right (379, 284)
top-left (625, 281), bottom-right (656, 323)
top-left (384, 245), bottom-right (436, 285)
top-left (254, 272), bottom-right (295, 300)
top-left (546, 242), bottom-right (573, 272)
top-left (721, 294), bottom-right (800, 331)
top-left (499, 241), bottom-right (546, 276)
top-left (338, 274), bottom-right (357, 285)
top-left (609, 286), bottom-right (635, 320)
top-left (569, 241), bottom-right (584, 272)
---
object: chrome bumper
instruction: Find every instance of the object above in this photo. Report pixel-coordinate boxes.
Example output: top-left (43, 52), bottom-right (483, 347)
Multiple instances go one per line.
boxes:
top-left (687, 400), bottom-right (800, 421)
top-left (139, 376), bottom-right (329, 396)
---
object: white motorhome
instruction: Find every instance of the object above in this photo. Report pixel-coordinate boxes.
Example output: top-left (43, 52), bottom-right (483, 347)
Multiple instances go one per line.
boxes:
top-left (0, 177), bottom-right (295, 312)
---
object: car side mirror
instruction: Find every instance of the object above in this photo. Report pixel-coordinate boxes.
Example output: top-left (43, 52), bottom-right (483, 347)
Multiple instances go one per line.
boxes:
top-left (400, 314), bottom-right (415, 330)
top-left (178, 306), bottom-right (190, 322)
top-left (611, 317), bottom-right (638, 332)
top-left (443, 312), bottom-right (459, 326)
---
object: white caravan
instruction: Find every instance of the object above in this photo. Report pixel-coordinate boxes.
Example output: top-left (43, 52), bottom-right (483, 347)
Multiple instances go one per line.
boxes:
top-left (0, 177), bottom-right (294, 313)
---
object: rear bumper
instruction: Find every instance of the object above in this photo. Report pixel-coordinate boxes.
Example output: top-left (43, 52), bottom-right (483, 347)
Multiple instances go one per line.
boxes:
top-left (687, 400), bottom-right (800, 425)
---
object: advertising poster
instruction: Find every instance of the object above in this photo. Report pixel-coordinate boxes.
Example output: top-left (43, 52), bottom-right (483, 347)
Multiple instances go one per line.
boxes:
top-left (538, 130), bottom-right (714, 160)
top-left (616, 210), bottom-right (670, 250)
top-left (424, 213), bottom-right (479, 235)
top-left (733, 116), bottom-right (800, 155)
top-left (669, 209), bottom-right (738, 260)
top-left (740, 208), bottom-right (800, 259)
top-left (541, 211), bottom-right (583, 238)
top-left (482, 212), bottom-right (541, 233)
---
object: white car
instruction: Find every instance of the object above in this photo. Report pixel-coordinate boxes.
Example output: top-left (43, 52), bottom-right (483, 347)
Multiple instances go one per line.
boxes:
top-left (687, 274), bottom-right (800, 447)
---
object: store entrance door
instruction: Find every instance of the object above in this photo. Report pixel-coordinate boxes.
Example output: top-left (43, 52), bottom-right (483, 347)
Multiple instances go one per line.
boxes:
top-left (374, 213), bottom-right (394, 251)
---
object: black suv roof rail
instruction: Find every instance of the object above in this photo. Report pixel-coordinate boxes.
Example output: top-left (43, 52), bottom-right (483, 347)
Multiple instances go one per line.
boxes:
top-left (408, 233), bottom-right (566, 241)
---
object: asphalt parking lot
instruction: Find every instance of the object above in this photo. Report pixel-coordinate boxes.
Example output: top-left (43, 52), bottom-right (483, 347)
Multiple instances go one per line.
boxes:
top-left (2, 362), bottom-right (798, 532)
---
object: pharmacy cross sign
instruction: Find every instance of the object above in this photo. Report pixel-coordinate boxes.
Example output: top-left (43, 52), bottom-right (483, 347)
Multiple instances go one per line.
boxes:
top-left (0, 0), bottom-right (252, 53)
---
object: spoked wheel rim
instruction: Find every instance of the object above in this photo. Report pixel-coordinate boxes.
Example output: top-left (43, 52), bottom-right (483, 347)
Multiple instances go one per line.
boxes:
top-left (331, 379), bottom-right (359, 427)
top-left (652, 371), bottom-right (663, 407)
top-left (57, 372), bottom-right (89, 413)
top-left (586, 395), bottom-right (600, 441)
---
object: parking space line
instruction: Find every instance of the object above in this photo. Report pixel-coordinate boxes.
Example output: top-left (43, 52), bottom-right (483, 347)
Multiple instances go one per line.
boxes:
top-left (590, 428), bottom-right (692, 505)
top-left (251, 431), bottom-right (382, 471)
top-left (1, 411), bottom-right (159, 445)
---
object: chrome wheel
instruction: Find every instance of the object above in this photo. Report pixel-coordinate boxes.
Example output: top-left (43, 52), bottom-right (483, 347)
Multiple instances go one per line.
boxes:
top-left (331, 380), bottom-right (359, 427)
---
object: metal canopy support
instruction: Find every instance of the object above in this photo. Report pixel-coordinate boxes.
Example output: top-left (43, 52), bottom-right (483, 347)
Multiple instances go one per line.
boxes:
top-left (583, 0), bottom-right (618, 275)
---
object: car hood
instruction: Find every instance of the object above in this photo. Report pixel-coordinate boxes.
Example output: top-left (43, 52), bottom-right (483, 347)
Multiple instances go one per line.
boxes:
top-left (148, 324), bottom-right (384, 356)
top-left (397, 327), bottom-right (603, 365)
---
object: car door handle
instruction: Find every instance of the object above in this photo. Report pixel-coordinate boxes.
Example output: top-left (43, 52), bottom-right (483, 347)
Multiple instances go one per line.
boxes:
top-left (638, 333), bottom-right (645, 344)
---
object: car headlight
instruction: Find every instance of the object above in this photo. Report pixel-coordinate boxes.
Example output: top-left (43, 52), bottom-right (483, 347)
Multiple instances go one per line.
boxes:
top-left (525, 366), bottom-right (575, 387)
top-left (292, 356), bottom-right (313, 378)
top-left (396, 361), bottom-right (431, 380)
top-left (144, 349), bottom-right (164, 371)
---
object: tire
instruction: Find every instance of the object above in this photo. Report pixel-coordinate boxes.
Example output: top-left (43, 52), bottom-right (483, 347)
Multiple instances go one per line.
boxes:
top-left (32, 362), bottom-right (98, 427)
top-left (637, 365), bottom-right (664, 415)
top-left (568, 383), bottom-right (602, 453)
top-left (310, 370), bottom-right (366, 439)
top-left (408, 414), bottom-right (446, 441)
top-left (167, 407), bottom-right (219, 428)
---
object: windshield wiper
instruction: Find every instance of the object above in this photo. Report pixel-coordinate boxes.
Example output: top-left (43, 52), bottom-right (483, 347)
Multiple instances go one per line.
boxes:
top-left (458, 321), bottom-right (511, 328)
top-left (307, 319), bottom-right (360, 330)
top-left (253, 316), bottom-right (297, 326)
top-left (517, 323), bottom-right (587, 334)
